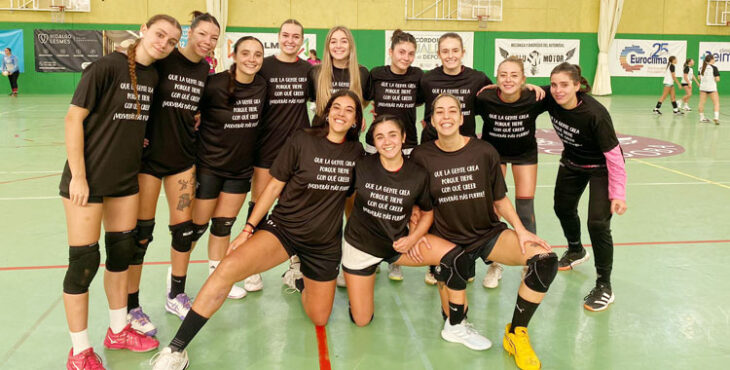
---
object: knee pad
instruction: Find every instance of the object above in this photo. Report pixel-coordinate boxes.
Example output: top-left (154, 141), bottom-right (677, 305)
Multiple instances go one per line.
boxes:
top-left (169, 220), bottom-right (195, 253)
top-left (435, 247), bottom-right (472, 290)
top-left (130, 219), bottom-right (155, 265)
top-left (104, 230), bottom-right (136, 272)
top-left (523, 252), bottom-right (558, 293)
top-left (210, 217), bottom-right (236, 237)
top-left (63, 243), bottom-right (101, 294)
top-left (192, 222), bottom-right (209, 242)
top-left (515, 198), bottom-right (536, 234)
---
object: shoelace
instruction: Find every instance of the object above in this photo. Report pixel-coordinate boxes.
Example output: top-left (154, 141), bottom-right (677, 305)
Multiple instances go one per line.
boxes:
top-left (462, 322), bottom-right (480, 335)
top-left (133, 311), bottom-right (151, 325)
top-left (150, 350), bottom-right (185, 367)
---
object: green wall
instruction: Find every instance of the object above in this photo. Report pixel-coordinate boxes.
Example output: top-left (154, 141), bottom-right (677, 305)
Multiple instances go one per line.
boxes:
top-left (1, 22), bottom-right (728, 95)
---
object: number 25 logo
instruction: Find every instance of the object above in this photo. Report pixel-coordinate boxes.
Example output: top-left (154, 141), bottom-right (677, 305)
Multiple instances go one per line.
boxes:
top-left (650, 43), bottom-right (669, 57)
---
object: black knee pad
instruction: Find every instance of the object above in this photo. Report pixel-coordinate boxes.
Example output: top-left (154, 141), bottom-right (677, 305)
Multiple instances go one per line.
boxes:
top-left (435, 247), bottom-right (471, 290)
top-left (63, 243), bottom-right (101, 294)
top-left (169, 220), bottom-right (195, 253)
top-left (523, 252), bottom-right (558, 293)
top-left (105, 230), bottom-right (136, 272)
top-left (131, 219), bottom-right (155, 265)
top-left (210, 217), bottom-right (236, 237)
top-left (191, 222), bottom-right (209, 242)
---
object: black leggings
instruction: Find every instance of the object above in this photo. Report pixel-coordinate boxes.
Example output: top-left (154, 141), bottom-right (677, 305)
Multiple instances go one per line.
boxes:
top-left (8, 71), bottom-right (18, 90)
top-left (553, 164), bottom-right (613, 281)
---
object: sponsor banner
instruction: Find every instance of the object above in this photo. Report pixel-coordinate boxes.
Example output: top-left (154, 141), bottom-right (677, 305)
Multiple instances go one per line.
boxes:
top-left (537, 129), bottom-right (684, 158)
top-left (222, 32), bottom-right (316, 69)
top-left (385, 30), bottom-right (474, 70)
top-left (34, 29), bottom-right (102, 72)
top-left (609, 39), bottom-right (686, 77)
top-left (494, 39), bottom-right (580, 77)
top-left (699, 42), bottom-right (730, 71)
top-left (0, 29), bottom-right (24, 73)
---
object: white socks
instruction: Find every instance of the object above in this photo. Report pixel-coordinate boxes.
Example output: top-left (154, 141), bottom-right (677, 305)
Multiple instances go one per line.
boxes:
top-left (70, 329), bottom-right (91, 355)
top-left (700, 113), bottom-right (706, 120)
top-left (715, 111), bottom-right (720, 120)
top-left (109, 307), bottom-right (127, 334)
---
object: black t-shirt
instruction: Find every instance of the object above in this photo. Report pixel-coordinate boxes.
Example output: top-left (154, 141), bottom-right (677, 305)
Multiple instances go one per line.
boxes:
top-left (269, 131), bottom-right (364, 251)
top-left (143, 48), bottom-right (209, 173)
top-left (419, 66), bottom-right (491, 143)
top-left (307, 64), bottom-right (371, 101)
top-left (367, 66), bottom-right (424, 147)
top-left (546, 92), bottom-right (619, 167)
top-left (258, 55), bottom-right (311, 136)
top-left (196, 72), bottom-right (267, 179)
top-left (411, 139), bottom-right (508, 251)
top-left (344, 155), bottom-right (433, 258)
top-left (476, 89), bottom-right (547, 160)
top-left (60, 52), bottom-right (158, 196)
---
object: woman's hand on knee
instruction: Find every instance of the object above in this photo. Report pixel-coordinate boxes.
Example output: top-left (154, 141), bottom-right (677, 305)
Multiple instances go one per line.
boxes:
top-left (226, 228), bottom-right (253, 256)
top-left (515, 229), bottom-right (551, 254)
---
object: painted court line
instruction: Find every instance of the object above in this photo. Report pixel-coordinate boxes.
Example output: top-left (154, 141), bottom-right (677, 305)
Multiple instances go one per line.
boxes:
top-left (631, 158), bottom-right (730, 190)
top-left (0, 173), bottom-right (61, 185)
top-left (0, 295), bottom-right (62, 367)
top-left (392, 292), bottom-right (435, 370)
top-left (315, 325), bottom-right (332, 370)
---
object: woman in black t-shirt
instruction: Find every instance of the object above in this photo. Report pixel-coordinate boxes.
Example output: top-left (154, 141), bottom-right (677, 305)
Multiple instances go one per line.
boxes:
top-left (411, 93), bottom-right (556, 367)
top-left (127, 11), bottom-right (221, 336)
top-left (151, 90), bottom-right (364, 365)
top-left (548, 63), bottom-right (627, 313)
top-left (476, 56), bottom-right (548, 289)
top-left (59, 15), bottom-right (181, 369)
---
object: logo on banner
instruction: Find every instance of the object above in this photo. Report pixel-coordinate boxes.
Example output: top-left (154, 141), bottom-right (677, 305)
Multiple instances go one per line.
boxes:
top-left (499, 47), bottom-right (575, 76)
top-left (619, 43), bottom-right (669, 73)
top-left (38, 33), bottom-right (49, 44)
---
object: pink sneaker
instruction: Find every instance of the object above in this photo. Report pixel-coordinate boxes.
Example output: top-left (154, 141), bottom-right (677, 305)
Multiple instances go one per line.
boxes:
top-left (67, 347), bottom-right (105, 370)
top-left (103, 324), bottom-right (159, 352)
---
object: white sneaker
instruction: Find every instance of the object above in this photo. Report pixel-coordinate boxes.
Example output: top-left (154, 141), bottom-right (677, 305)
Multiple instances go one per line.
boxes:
top-left (243, 274), bottom-right (263, 292)
top-left (282, 256), bottom-right (303, 291)
top-left (127, 307), bottom-right (157, 336)
top-left (165, 293), bottom-right (191, 320)
top-left (482, 263), bottom-right (503, 289)
top-left (208, 263), bottom-right (247, 299)
top-left (424, 271), bottom-right (437, 285)
top-left (388, 264), bottom-right (404, 281)
top-left (441, 319), bottom-right (492, 351)
top-left (336, 270), bottom-right (347, 288)
top-left (150, 347), bottom-right (189, 370)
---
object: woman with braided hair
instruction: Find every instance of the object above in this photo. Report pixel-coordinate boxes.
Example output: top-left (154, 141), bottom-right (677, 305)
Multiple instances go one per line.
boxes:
top-left (59, 14), bottom-right (181, 370)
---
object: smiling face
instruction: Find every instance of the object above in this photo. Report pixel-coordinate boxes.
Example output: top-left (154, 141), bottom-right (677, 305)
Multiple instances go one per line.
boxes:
top-left (438, 37), bottom-right (464, 71)
top-left (373, 120), bottom-right (405, 160)
top-left (327, 95), bottom-right (357, 135)
top-left (389, 41), bottom-right (416, 73)
top-left (431, 95), bottom-right (463, 137)
top-left (4, 48), bottom-right (9, 56)
top-left (279, 23), bottom-right (303, 57)
top-left (497, 60), bottom-right (526, 96)
top-left (187, 20), bottom-right (220, 58)
top-left (550, 71), bottom-right (580, 106)
top-left (234, 39), bottom-right (264, 76)
top-left (140, 20), bottom-right (181, 60)
top-left (328, 30), bottom-right (350, 63)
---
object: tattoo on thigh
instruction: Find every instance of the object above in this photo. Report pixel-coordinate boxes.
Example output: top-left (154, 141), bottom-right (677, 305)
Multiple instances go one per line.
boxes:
top-left (177, 193), bottom-right (192, 211)
top-left (178, 178), bottom-right (193, 191)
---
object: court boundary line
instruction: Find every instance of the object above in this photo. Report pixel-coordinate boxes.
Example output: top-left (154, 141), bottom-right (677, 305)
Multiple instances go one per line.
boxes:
top-left (631, 158), bottom-right (730, 190)
top-left (392, 292), bottom-right (435, 370)
top-left (315, 325), bottom-right (331, 370)
top-left (0, 296), bottom-right (63, 367)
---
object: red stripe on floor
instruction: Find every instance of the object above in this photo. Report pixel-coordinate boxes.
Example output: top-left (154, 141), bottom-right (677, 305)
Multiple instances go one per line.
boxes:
top-left (315, 325), bottom-right (331, 370)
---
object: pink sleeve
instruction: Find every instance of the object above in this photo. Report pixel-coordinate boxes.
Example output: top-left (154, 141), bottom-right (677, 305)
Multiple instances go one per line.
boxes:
top-left (604, 145), bottom-right (626, 201)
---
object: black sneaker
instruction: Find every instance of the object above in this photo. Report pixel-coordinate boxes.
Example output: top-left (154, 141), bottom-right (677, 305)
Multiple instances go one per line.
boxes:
top-left (583, 283), bottom-right (615, 312)
top-left (558, 248), bottom-right (589, 271)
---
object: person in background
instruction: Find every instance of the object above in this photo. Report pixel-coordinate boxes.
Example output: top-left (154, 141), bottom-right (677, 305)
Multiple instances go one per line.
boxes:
top-left (2, 47), bottom-right (19, 96)
top-left (307, 49), bottom-right (321, 65)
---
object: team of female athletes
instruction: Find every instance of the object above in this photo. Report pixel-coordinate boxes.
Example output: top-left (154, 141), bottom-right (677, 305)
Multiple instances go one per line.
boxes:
top-left (59, 13), bottom-right (628, 370)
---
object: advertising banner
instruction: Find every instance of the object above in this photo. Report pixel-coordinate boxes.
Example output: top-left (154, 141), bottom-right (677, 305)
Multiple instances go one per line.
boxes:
top-left (34, 29), bottom-right (102, 72)
top-left (0, 29), bottom-right (24, 73)
top-left (494, 39), bottom-right (580, 77)
top-left (609, 39), bottom-right (687, 77)
top-left (698, 42), bottom-right (730, 71)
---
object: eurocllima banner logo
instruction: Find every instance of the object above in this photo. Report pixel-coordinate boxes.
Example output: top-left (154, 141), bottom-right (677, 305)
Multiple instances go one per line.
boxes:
top-left (609, 39), bottom-right (687, 77)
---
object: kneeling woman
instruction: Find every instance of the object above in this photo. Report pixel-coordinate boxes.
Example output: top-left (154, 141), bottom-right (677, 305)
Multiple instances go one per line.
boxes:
top-left (412, 93), bottom-right (557, 370)
top-left (151, 90), bottom-right (364, 369)
top-left (343, 114), bottom-right (459, 326)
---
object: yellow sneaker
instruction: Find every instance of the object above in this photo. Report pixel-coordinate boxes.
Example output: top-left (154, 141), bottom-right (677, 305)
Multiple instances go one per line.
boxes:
top-left (502, 324), bottom-right (541, 370)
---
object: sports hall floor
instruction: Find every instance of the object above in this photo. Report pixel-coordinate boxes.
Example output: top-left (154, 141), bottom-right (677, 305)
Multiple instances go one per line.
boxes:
top-left (1, 94), bottom-right (729, 370)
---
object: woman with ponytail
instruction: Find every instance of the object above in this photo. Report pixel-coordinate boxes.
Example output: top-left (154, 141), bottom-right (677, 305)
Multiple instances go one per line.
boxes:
top-left (698, 54), bottom-right (721, 124)
top-left (652, 56), bottom-right (683, 115)
top-left (547, 62), bottom-right (627, 312)
top-left (679, 58), bottom-right (700, 111)
top-left (60, 15), bottom-right (181, 369)
top-left (127, 11), bottom-right (221, 336)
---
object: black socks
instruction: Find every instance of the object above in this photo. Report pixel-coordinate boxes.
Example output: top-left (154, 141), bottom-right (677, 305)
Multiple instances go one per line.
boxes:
top-left (170, 309), bottom-right (208, 352)
top-left (510, 295), bottom-right (539, 332)
top-left (170, 275), bottom-right (187, 299)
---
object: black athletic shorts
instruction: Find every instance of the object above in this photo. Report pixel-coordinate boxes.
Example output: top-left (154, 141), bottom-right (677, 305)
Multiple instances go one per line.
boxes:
top-left (500, 149), bottom-right (538, 165)
top-left (59, 188), bottom-right (139, 204)
top-left (195, 168), bottom-right (251, 200)
top-left (681, 83), bottom-right (688, 87)
top-left (139, 161), bottom-right (194, 179)
top-left (462, 230), bottom-right (504, 280)
top-left (259, 218), bottom-right (341, 281)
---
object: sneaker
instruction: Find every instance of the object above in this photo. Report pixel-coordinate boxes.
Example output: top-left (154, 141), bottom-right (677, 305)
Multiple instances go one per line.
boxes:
top-left (424, 271), bottom-right (437, 285)
top-left (583, 283), bottom-right (615, 312)
top-left (67, 347), bottom-right (104, 370)
top-left (683, 106), bottom-right (692, 111)
top-left (714, 119), bottom-right (720, 125)
top-left (150, 347), bottom-right (189, 370)
top-left (165, 293), bottom-right (191, 320)
top-left (336, 270), bottom-right (347, 288)
top-left (388, 264), bottom-right (404, 281)
top-left (440, 319), bottom-right (492, 351)
top-left (243, 274), bottom-right (263, 292)
top-left (127, 307), bottom-right (157, 336)
top-left (652, 108), bottom-right (662, 115)
top-left (557, 248), bottom-right (590, 271)
top-left (700, 118), bottom-right (711, 123)
top-left (503, 324), bottom-right (541, 370)
top-left (482, 263), bottom-right (503, 288)
top-left (103, 324), bottom-right (159, 352)
top-left (209, 264), bottom-right (247, 299)
top-left (673, 109), bottom-right (684, 115)
top-left (282, 256), bottom-right (303, 291)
